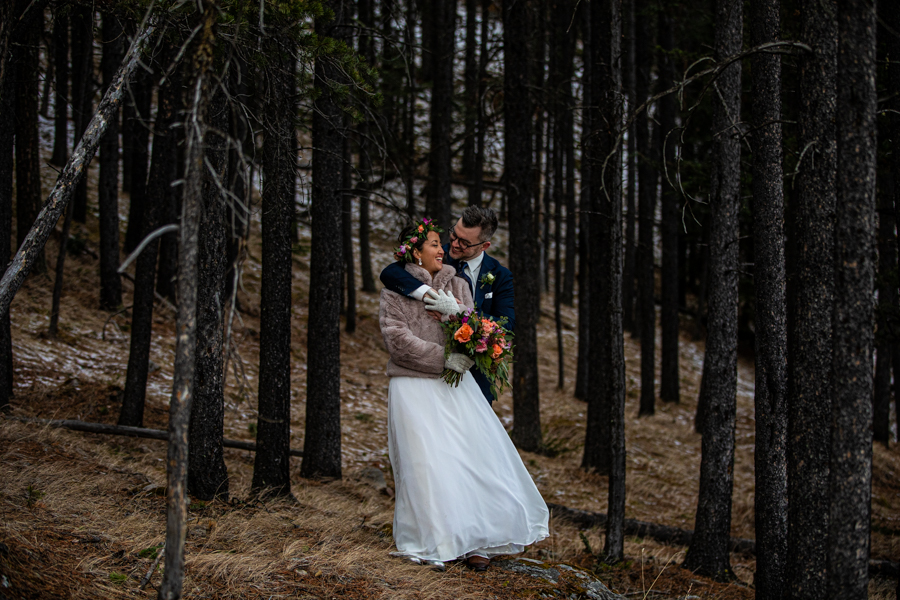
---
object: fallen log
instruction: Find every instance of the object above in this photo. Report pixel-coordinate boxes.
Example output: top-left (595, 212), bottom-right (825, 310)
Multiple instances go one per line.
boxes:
top-left (547, 503), bottom-right (899, 579)
top-left (5, 416), bottom-right (302, 457)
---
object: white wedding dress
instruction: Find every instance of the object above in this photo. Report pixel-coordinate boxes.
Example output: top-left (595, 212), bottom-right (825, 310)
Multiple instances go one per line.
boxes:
top-left (388, 371), bottom-right (550, 562)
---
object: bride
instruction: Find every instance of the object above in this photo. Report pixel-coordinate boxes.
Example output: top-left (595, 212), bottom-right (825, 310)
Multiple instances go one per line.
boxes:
top-left (379, 218), bottom-right (549, 571)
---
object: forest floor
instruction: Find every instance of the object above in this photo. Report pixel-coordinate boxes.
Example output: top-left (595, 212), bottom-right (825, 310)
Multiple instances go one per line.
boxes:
top-left (0, 163), bottom-right (899, 599)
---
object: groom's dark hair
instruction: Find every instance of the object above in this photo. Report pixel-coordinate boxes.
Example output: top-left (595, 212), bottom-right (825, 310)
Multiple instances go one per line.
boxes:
top-left (460, 207), bottom-right (499, 242)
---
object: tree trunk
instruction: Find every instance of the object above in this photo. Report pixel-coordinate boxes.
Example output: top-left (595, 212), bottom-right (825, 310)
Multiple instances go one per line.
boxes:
top-left (561, 24), bottom-right (577, 308)
top-left (357, 0), bottom-right (376, 293)
top-left (120, 43), bottom-right (181, 424)
top-left (15, 9), bottom-right (44, 273)
top-left (253, 35), bottom-right (298, 493)
top-left (683, 0), bottom-right (741, 580)
top-left (504, 0), bottom-right (543, 453)
top-left (0, 13), bottom-right (14, 408)
top-left (124, 66), bottom-right (153, 254)
top-left (749, 0), bottom-right (787, 595)
top-left (785, 2), bottom-right (836, 598)
top-left (874, 13), bottom-right (896, 449)
top-left (342, 132), bottom-right (356, 333)
top-left (873, 184), bottom-right (894, 447)
top-left (472, 0), bottom-right (490, 208)
top-left (121, 22), bottom-right (136, 196)
top-left (635, 0), bottom-right (656, 418)
top-left (157, 5), bottom-right (212, 596)
top-left (463, 0), bottom-right (478, 206)
top-left (223, 59), bottom-right (249, 305)
top-left (48, 203), bottom-right (74, 338)
top-left (658, 6), bottom-right (679, 405)
top-left (574, 0), bottom-right (591, 402)
top-left (50, 13), bottom-right (69, 168)
top-left (119, 64), bottom-right (167, 427)
top-left (827, 1), bottom-right (876, 597)
top-left (425, 0), bottom-right (454, 230)
top-left (301, 0), bottom-right (347, 481)
top-left (70, 7), bottom-right (93, 225)
top-left (583, 0), bottom-right (625, 562)
top-left (188, 89), bottom-right (229, 503)
top-left (98, 13), bottom-right (124, 312)
top-left (621, 0), bottom-right (637, 334)
top-left (884, 0), bottom-right (900, 449)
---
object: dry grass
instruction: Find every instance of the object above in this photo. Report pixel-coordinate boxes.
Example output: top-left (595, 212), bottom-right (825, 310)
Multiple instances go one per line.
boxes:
top-left (0, 152), bottom-right (897, 597)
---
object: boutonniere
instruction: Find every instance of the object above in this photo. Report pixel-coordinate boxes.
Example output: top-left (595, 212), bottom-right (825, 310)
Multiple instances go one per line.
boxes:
top-left (479, 272), bottom-right (495, 289)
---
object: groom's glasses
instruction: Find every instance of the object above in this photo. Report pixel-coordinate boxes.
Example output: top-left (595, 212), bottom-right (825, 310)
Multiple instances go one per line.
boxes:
top-left (449, 227), bottom-right (484, 250)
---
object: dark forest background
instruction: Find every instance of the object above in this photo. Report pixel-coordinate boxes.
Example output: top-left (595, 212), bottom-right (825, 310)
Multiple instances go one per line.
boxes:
top-left (0, 0), bottom-right (896, 598)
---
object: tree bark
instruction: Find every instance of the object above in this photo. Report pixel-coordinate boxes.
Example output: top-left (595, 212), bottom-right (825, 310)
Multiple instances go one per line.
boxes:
top-left (873, 185), bottom-right (894, 447)
top-left (50, 13), bottom-right (69, 168)
top-left (15, 8), bottom-right (44, 273)
top-left (253, 33), bottom-right (298, 492)
top-left (472, 0), bottom-right (490, 209)
top-left (658, 5), bottom-right (679, 405)
top-left (120, 38), bottom-right (179, 428)
top-left (158, 5), bottom-right (213, 597)
top-left (827, 1), bottom-right (876, 597)
top-left (70, 7), bottom-right (93, 225)
top-left (463, 0), bottom-right (478, 206)
top-left (622, 0), bottom-right (637, 334)
top-left (582, 0), bottom-right (625, 562)
top-left (0, 12), bottom-right (14, 408)
top-left (574, 0), bottom-right (591, 402)
top-left (357, 0), bottom-right (376, 293)
top-left (683, 0), bottom-right (741, 581)
top-left (188, 89), bottom-right (229, 502)
top-left (119, 64), bottom-right (168, 427)
top-left (124, 66), bottom-right (153, 254)
top-left (749, 0), bottom-right (787, 596)
top-left (98, 13), bottom-right (124, 312)
top-left (884, 0), bottom-right (900, 450)
top-left (48, 203), bottom-right (74, 338)
top-left (342, 132), bottom-right (357, 333)
top-left (302, 0), bottom-right (348, 481)
top-left (504, 0), bottom-right (543, 452)
top-left (635, 0), bottom-right (656, 417)
top-left (425, 0), bottom-right (454, 229)
top-left (785, 2), bottom-right (836, 598)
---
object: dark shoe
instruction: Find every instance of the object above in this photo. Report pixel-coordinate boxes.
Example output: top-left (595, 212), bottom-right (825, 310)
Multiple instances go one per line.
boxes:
top-left (466, 556), bottom-right (490, 572)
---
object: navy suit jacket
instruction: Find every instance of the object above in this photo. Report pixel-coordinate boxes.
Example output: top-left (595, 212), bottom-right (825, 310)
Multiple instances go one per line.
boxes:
top-left (380, 246), bottom-right (515, 403)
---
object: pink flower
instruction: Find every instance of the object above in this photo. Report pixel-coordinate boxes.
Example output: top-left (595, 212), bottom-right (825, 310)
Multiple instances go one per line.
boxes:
top-left (476, 339), bottom-right (488, 353)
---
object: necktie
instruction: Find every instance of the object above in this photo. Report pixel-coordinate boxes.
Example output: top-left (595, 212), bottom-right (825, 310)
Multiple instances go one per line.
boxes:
top-left (457, 261), bottom-right (473, 296)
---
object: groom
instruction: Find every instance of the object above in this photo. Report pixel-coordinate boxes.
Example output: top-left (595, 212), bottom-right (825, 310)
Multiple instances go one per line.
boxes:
top-left (380, 206), bottom-right (515, 405)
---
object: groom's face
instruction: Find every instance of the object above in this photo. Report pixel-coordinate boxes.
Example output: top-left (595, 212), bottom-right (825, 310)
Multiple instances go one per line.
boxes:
top-left (448, 218), bottom-right (490, 261)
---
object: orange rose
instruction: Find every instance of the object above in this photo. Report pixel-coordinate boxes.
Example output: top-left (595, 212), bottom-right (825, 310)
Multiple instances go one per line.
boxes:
top-left (491, 344), bottom-right (503, 359)
top-left (418, 225), bottom-right (424, 232)
top-left (454, 323), bottom-right (474, 343)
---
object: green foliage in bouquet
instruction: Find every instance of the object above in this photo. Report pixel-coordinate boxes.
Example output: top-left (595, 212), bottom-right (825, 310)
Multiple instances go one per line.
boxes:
top-left (439, 307), bottom-right (514, 399)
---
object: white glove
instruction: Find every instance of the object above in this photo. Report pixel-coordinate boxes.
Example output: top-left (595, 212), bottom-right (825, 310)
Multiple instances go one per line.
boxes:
top-left (444, 352), bottom-right (474, 374)
top-left (423, 289), bottom-right (459, 316)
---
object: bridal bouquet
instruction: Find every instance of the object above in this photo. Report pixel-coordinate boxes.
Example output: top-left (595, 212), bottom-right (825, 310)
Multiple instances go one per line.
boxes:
top-left (440, 308), bottom-right (513, 397)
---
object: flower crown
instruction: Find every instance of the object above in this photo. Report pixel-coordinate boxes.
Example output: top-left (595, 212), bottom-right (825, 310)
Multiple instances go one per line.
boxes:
top-left (394, 217), bottom-right (444, 263)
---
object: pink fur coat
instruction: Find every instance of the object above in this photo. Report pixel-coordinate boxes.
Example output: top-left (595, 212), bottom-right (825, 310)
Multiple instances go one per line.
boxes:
top-left (379, 263), bottom-right (474, 378)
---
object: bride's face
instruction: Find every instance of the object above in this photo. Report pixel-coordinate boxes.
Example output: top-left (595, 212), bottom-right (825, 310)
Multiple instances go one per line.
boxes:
top-left (414, 231), bottom-right (444, 274)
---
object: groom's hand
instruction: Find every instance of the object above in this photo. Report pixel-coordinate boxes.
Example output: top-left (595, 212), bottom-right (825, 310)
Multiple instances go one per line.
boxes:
top-left (423, 289), bottom-right (460, 316)
top-left (423, 289), bottom-right (443, 321)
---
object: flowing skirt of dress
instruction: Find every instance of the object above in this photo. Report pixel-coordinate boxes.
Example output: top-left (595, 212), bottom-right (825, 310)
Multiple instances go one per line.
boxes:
top-left (388, 372), bottom-right (550, 562)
